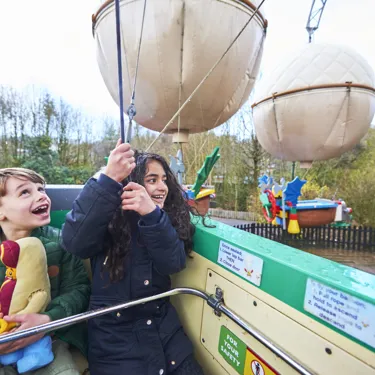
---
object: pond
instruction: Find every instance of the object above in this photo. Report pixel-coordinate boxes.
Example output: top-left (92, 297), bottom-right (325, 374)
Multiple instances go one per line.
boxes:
top-left (302, 248), bottom-right (375, 275)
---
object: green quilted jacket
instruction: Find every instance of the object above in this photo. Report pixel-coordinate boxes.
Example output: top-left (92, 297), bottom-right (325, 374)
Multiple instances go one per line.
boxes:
top-left (0, 226), bottom-right (91, 356)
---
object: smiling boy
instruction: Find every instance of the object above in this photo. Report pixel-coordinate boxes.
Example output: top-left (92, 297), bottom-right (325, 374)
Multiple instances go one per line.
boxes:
top-left (0, 168), bottom-right (90, 375)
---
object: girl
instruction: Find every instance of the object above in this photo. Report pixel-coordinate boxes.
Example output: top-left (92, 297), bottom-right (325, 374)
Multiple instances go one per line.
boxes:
top-left (61, 141), bottom-right (205, 375)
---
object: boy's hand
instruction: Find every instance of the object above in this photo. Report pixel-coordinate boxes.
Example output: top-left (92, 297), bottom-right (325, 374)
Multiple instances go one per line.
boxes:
top-left (0, 313), bottom-right (51, 354)
top-left (121, 182), bottom-right (156, 216)
top-left (104, 139), bottom-right (136, 183)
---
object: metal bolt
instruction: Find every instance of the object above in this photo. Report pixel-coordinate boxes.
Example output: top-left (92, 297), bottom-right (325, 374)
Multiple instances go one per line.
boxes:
top-left (215, 287), bottom-right (223, 300)
top-left (214, 287), bottom-right (223, 317)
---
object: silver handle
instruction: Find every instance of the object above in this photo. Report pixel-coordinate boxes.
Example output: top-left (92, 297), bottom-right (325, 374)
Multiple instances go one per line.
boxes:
top-left (0, 287), bottom-right (313, 375)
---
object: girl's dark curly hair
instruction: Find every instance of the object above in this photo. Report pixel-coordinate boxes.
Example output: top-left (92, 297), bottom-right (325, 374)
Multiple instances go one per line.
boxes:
top-left (104, 150), bottom-right (200, 282)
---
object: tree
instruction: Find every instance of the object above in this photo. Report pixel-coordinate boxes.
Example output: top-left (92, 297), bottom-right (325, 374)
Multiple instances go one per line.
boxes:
top-left (1, 83), bottom-right (375, 224)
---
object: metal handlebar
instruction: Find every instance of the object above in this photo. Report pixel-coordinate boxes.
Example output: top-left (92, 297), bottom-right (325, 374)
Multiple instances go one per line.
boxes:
top-left (0, 287), bottom-right (313, 375)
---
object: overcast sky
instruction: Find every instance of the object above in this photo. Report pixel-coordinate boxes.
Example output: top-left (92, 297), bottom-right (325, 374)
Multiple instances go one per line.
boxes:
top-left (0, 0), bottom-right (373, 125)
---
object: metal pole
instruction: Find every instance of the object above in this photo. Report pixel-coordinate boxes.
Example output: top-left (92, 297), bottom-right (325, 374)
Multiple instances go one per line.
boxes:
top-left (291, 161), bottom-right (296, 180)
top-left (0, 288), bottom-right (207, 344)
top-left (219, 304), bottom-right (313, 375)
top-left (0, 288), bottom-right (314, 375)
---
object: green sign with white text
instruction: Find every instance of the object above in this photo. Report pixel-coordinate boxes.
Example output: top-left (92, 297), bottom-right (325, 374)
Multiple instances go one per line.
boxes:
top-left (218, 326), bottom-right (247, 374)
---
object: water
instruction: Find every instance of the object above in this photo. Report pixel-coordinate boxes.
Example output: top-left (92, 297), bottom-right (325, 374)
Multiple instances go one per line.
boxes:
top-left (302, 247), bottom-right (375, 275)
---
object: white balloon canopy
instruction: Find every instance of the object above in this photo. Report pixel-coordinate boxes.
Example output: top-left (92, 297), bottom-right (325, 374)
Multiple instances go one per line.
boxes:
top-left (92, 0), bottom-right (267, 142)
top-left (252, 43), bottom-right (375, 163)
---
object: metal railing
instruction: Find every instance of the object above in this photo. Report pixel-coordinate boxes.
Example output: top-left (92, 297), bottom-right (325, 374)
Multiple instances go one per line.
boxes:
top-left (0, 287), bottom-right (313, 375)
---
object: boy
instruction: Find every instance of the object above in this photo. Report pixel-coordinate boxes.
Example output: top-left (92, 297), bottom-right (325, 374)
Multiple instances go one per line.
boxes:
top-left (0, 168), bottom-right (90, 374)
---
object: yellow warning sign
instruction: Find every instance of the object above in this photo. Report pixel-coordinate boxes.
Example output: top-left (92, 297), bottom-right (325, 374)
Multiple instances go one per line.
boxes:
top-left (244, 348), bottom-right (279, 375)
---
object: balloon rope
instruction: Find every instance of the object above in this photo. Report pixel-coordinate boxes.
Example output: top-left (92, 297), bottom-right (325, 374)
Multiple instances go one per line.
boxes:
top-left (126, 0), bottom-right (148, 143)
top-left (115, 0), bottom-right (125, 142)
top-left (114, 0), bottom-right (147, 143)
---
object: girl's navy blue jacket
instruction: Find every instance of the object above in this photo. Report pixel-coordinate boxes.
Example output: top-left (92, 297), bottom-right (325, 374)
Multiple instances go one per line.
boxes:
top-left (61, 174), bottom-right (193, 375)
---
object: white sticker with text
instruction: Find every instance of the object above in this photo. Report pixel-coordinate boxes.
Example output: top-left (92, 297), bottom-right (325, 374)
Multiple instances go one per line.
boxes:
top-left (304, 278), bottom-right (375, 349)
top-left (217, 241), bottom-right (263, 286)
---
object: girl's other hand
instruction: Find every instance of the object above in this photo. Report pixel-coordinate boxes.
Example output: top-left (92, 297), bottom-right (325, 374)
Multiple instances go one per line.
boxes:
top-left (121, 182), bottom-right (156, 216)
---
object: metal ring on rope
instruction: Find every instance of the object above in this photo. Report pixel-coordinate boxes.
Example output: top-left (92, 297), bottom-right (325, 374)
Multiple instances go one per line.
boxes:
top-left (145, 0), bottom-right (267, 152)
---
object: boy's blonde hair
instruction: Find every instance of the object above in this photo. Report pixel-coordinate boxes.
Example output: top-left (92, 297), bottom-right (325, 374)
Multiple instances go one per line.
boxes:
top-left (0, 168), bottom-right (45, 197)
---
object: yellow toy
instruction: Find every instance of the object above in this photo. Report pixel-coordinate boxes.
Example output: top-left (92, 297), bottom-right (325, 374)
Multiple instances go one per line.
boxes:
top-left (0, 237), bottom-right (54, 373)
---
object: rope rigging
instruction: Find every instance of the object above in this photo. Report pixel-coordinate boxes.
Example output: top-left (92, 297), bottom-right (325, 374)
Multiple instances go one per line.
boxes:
top-left (115, 0), bottom-right (148, 144)
top-left (114, 0), bottom-right (125, 143)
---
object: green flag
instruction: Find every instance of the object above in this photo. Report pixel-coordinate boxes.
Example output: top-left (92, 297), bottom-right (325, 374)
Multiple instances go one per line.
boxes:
top-left (191, 146), bottom-right (220, 197)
